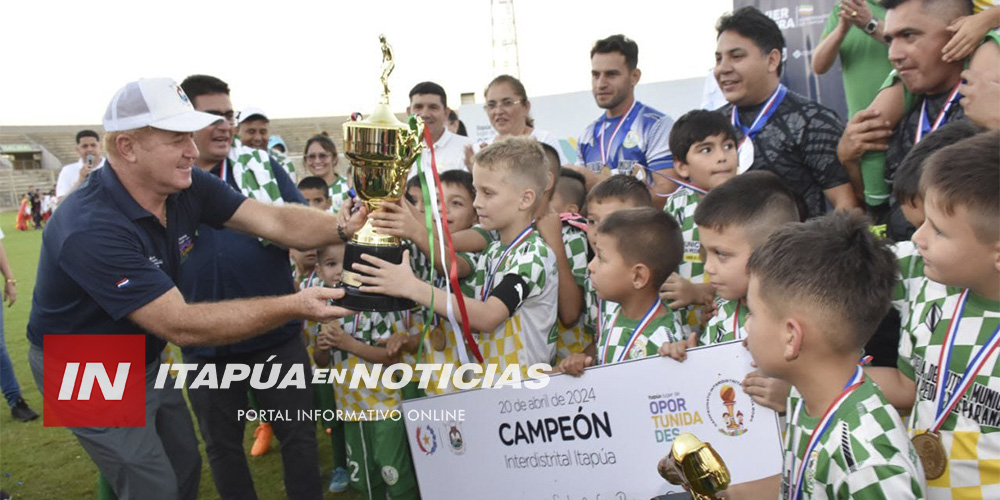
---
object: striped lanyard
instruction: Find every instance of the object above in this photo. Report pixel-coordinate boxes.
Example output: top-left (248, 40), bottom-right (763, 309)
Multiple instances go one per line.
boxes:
top-left (789, 366), bottom-right (865, 500)
top-left (928, 290), bottom-right (1000, 433)
top-left (218, 158), bottom-right (228, 182)
top-left (480, 224), bottom-right (534, 301)
top-left (602, 299), bottom-right (663, 365)
top-left (598, 101), bottom-right (638, 166)
top-left (732, 84), bottom-right (786, 146)
top-left (670, 177), bottom-right (708, 196)
top-left (915, 82), bottom-right (962, 144)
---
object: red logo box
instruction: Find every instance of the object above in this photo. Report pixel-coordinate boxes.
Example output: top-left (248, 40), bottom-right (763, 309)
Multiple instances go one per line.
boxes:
top-left (43, 334), bottom-right (145, 427)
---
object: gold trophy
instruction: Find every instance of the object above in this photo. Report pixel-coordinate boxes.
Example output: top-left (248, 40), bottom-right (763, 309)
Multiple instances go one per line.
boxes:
top-left (337, 35), bottom-right (423, 311)
top-left (658, 433), bottom-right (731, 500)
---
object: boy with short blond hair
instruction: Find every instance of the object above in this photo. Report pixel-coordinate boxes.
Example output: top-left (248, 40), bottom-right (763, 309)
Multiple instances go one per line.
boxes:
top-left (869, 131), bottom-right (999, 499)
top-left (743, 211), bottom-right (924, 500)
top-left (357, 136), bottom-right (559, 376)
top-left (557, 207), bottom-right (684, 375)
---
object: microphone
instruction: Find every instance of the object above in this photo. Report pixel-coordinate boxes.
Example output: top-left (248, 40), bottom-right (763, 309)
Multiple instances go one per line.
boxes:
top-left (86, 154), bottom-right (95, 167)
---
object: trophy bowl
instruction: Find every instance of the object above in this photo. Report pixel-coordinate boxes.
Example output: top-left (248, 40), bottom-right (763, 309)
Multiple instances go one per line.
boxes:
top-left (336, 101), bottom-right (423, 312)
top-left (660, 433), bottom-right (731, 500)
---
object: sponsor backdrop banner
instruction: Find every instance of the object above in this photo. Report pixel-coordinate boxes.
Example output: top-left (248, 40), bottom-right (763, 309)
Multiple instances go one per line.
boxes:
top-left (403, 341), bottom-right (782, 498)
top-left (736, 0), bottom-right (847, 118)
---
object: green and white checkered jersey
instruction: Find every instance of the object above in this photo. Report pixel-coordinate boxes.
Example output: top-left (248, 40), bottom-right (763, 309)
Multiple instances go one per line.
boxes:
top-left (595, 300), bottom-right (683, 364)
top-left (406, 240), bottom-right (478, 298)
top-left (892, 241), bottom-right (938, 326)
top-left (896, 259), bottom-right (1000, 499)
top-left (664, 186), bottom-right (707, 337)
top-left (664, 186), bottom-right (705, 281)
top-left (561, 224), bottom-right (589, 288)
top-left (327, 175), bottom-right (351, 215)
top-left (781, 379), bottom-right (925, 500)
top-left (582, 274), bottom-right (599, 337)
top-left (269, 149), bottom-right (297, 183)
top-left (229, 142), bottom-right (283, 204)
top-left (331, 311), bottom-right (406, 419)
top-left (471, 224), bottom-right (500, 246)
top-left (298, 271), bottom-right (324, 368)
top-left (556, 224), bottom-right (593, 362)
top-left (700, 297), bottom-right (748, 346)
top-left (471, 230), bottom-right (559, 371)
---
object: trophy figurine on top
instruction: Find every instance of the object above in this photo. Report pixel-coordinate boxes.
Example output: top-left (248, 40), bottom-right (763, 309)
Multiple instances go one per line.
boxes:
top-left (336, 35), bottom-right (423, 312)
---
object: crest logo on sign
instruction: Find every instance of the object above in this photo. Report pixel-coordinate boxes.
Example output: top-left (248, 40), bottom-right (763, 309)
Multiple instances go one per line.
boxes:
top-left (416, 425), bottom-right (438, 455)
top-left (705, 379), bottom-right (754, 437)
top-left (447, 421), bottom-right (465, 455)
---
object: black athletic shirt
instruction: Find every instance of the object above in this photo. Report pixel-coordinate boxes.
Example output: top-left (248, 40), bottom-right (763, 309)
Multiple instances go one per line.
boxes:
top-left (718, 90), bottom-right (851, 220)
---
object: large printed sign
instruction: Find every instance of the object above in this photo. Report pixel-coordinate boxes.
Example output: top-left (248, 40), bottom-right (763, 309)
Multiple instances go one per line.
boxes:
top-left (736, 0), bottom-right (847, 118)
top-left (403, 341), bottom-right (783, 498)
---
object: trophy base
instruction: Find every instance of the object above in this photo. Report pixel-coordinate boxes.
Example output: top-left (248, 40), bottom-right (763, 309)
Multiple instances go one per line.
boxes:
top-left (334, 284), bottom-right (416, 312)
top-left (334, 241), bottom-right (416, 312)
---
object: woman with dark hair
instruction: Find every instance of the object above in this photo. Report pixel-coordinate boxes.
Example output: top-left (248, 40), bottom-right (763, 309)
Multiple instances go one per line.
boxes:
top-left (476, 74), bottom-right (568, 164)
top-left (303, 134), bottom-right (352, 213)
top-left (447, 109), bottom-right (468, 137)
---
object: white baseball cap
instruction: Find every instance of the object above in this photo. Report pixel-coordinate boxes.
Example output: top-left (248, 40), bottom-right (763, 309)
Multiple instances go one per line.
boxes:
top-left (238, 107), bottom-right (269, 125)
top-left (102, 78), bottom-right (221, 132)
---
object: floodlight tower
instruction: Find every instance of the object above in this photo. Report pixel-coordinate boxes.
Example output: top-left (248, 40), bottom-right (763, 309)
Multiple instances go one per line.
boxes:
top-left (491, 0), bottom-right (521, 78)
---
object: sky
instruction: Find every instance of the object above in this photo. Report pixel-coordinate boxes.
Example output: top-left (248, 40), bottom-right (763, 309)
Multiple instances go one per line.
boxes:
top-left (0, 0), bottom-right (733, 126)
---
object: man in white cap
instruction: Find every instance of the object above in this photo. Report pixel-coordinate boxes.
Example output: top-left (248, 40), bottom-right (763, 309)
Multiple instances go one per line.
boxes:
top-left (237, 105), bottom-right (296, 181)
top-left (237, 107), bottom-right (270, 150)
top-left (25, 77), bottom-right (365, 500)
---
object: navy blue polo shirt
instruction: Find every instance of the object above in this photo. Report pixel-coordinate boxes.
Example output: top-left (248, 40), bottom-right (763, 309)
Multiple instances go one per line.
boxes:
top-left (179, 155), bottom-right (306, 359)
top-left (27, 164), bottom-right (246, 364)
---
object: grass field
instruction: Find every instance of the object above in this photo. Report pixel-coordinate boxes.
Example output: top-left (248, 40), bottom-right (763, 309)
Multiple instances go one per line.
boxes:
top-left (0, 211), bottom-right (362, 499)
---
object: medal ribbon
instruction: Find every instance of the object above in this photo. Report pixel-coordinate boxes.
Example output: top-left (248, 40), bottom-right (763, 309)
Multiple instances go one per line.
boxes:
top-left (602, 299), bottom-right (663, 365)
top-left (789, 366), bottom-right (865, 500)
top-left (218, 158), bottom-right (228, 182)
top-left (916, 82), bottom-right (962, 144)
top-left (668, 177), bottom-right (709, 196)
top-left (596, 101), bottom-right (639, 169)
top-left (418, 123), bottom-right (483, 364)
top-left (559, 212), bottom-right (588, 232)
top-left (929, 289), bottom-right (1000, 432)
top-left (732, 299), bottom-right (743, 340)
top-left (732, 84), bottom-right (787, 149)
top-left (480, 223), bottom-right (534, 301)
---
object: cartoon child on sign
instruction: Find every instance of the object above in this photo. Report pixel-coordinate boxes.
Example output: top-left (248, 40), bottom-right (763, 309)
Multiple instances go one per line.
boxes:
top-left (719, 385), bottom-right (747, 436)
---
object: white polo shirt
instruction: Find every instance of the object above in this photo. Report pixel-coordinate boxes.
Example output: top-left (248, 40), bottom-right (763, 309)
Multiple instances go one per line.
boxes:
top-left (56, 158), bottom-right (104, 199)
top-left (408, 129), bottom-right (473, 179)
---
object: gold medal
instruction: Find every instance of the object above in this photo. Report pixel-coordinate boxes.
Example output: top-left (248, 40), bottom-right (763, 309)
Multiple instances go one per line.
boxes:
top-left (600, 165), bottom-right (612, 176)
top-left (430, 324), bottom-right (447, 351)
top-left (912, 431), bottom-right (947, 480)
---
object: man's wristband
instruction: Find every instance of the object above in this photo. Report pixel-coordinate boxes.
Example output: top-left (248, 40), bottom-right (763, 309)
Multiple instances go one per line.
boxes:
top-left (337, 223), bottom-right (349, 242)
top-left (5, 279), bottom-right (16, 285)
